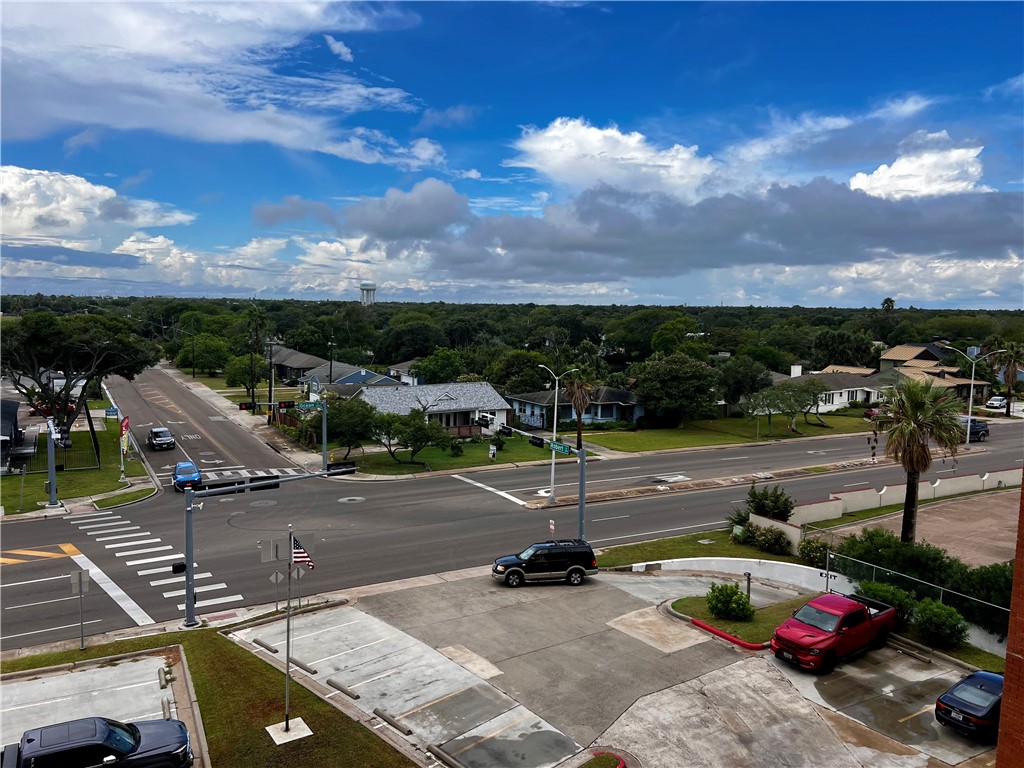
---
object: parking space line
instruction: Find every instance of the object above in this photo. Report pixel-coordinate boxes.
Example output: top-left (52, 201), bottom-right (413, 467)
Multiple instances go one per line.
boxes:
top-left (2, 695), bottom-right (74, 712)
top-left (399, 686), bottom-right (470, 717)
top-left (352, 661), bottom-right (419, 690)
top-left (292, 619), bottom-right (366, 642)
top-left (898, 705), bottom-right (933, 723)
top-left (451, 712), bottom-right (534, 757)
top-left (312, 637), bottom-right (388, 665)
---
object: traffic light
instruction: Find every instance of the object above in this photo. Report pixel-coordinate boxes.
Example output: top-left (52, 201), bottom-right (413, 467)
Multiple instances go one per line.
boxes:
top-left (278, 401), bottom-right (295, 409)
top-left (238, 402), bottom-right (254, 411)
top-left (529, 435), bottom-right (545, 448)
top-left (498, 425), bottom-right (513, 437)
top-left (171, 561), bottom-right (186, 574)
top-left (474, 417), bottom-right (491, 428)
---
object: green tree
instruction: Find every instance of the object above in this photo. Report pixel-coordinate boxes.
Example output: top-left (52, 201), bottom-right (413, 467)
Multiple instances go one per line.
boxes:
top-left (564, 374), bottom-right (596, 450)
top-left (369, 412), bottom-right (405, 462)
top-left (176, 333), bottom-right (231, 376)
top-left (412, 347), bottom-right (465, 384)
top-left (604, 308), bottom-right (682, 362)
top-left (810, 329), bottom-right (874, 369)
top-left (327, 397), bottom-right (376, 460)
top-left (719, 355), bottom-right (772, 409)
top-left (224, 355), bottom-right (267, 400)
top-left (745, 482), bottom-right (794, 522)
top-left (240, 304), bottom-right (270, 410)
top-left (398, 409), bottom-right (453, 463)
top-left (737, 344), bottom-right (794, 375)
top-left (876, 379), bottom-right (964, 543)
top-left (651, 316), bottom-right (700, 356)
top-left (0, 311), bottom-right (160, 437)
top-left (485, 350), bottom-right (550, 393)
top-left (986, 338), bottom-right (1023, 416)
top-left (631, 353), bottom-right (723, 426)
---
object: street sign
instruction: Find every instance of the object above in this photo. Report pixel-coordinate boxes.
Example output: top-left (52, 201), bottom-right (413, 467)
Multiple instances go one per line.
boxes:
top-left (296, 401), bottom-right (321, 411)
top-left (548, 441), bottom-right (572, 455)
top-left (104, 407), bottom-right (118, 417)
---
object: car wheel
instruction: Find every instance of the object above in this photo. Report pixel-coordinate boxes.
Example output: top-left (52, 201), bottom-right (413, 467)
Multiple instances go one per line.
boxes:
top-left (818, 653), bottom-right (836, 674)
top-left (504, 571), bottom-right (523, 588)
top-left (872, 628), bottom-right (889, 650)
top-left (977, 433), bottom-right (986, 442)
top-left (566, 568), bottom-right (585, 586)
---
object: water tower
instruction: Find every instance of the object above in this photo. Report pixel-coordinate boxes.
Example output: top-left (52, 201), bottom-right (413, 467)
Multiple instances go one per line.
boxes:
top-left (359, 281), bottom-right (377, 306)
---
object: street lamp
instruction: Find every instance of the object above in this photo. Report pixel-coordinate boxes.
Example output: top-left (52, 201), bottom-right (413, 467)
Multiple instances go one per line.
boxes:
top-left (946, 346), bottom-right (1005, 448)
top-left (538, 365), bottom-right (579, 505)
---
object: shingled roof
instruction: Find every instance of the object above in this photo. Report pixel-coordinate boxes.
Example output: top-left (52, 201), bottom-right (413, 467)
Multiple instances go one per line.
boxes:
top-left (355, 382), bottom-right (511, 416)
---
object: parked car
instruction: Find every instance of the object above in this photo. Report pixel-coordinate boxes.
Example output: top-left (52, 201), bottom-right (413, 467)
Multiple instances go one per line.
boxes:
top-left (935, 670), bottom-right (1003, 741)
top-left (960, 417), bottom-right (990, 442)
top-left (146, 427), bottom-right (176, 451)
top-left (492, 539), bottom-right (598, 588)
top-left (863, 407), bottom-right (883, 419)
top-left (770, 592), bottom-right (895, 673)
top-left (172, 461), bottom-right (202, 491)
top-left (985, 396), bottom-right (1007, 409)
top-left (28, 400), bottom-right (77, 417)
top-left (1, 716), bottom-right (193, 768)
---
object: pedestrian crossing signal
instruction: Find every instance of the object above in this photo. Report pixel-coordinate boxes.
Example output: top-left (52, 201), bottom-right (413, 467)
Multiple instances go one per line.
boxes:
top-left (238, 403), bottom-right (254, 410)
top-left (278, 401), bottom-right (295, 409)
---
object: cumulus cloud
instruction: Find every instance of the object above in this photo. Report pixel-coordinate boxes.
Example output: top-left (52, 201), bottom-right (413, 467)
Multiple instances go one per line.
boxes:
top-left (344, 178), bottom-right (472, 239)
top-left (324, 34), bottom-right (353, 62)
top-left (849, 130), bottom-right (993, 199)
top-left (506, 117), bottom-right (717, 201)
top-left (2, 3), bottom-right (437, 169)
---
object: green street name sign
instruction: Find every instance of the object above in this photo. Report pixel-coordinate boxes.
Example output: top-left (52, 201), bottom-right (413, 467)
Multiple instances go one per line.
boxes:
top-left (548, 441), bottom-right (572, 455)
top-left (296, 401), bottom-right (322, 411)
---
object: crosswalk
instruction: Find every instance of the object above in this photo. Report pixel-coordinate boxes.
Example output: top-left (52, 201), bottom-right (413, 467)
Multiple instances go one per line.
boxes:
top-left (201, 467), bottom-right (304, 481)
top-left (64, 509), bottom-right (244, 615)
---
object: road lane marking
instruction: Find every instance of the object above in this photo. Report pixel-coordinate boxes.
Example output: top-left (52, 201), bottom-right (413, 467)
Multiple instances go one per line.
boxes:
top-left (718, 456), bottom-right (749, 460)
top-left (161, 583), bottom-right (227, 598)
top-left (149, 573), bottom-right (212, 586)
top-left (451, 474), bottom-right (527, 505)
top-left (0, 575), bottom-right (68, 588)
top-left (64, 545), bottom-right (155, 626)
top-left (5, 595), bottom-right (79, 610)
top-left (94, 532), bottom-right (153, 542)
top-left (1, 620), bottom-right (103, 641)
top-left (176, 594), bottom-right (243, 610)
top-left (2, 548), bottom-right (73, 559)
top-left (126, 553), bottom-right (183, 566)
top-left (137, 563), bottom-right (195, 575)
top-left (105, 539), bottom-right (162, 549)
top-left (63, 511), bottom-right (114, 520)
top-left (592, 515), bottom-right (630, 522)
top-left (843, 482), bottom-right (869, 488)
top-left (590, 522), bottom-right (726, 544)
top-left (116, 546), bottom-right (173, 557)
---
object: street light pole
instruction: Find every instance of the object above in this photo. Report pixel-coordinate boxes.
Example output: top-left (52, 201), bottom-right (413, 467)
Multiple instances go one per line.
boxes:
top-left (947, 346), bottom-right (1005, 449)
top-left (538, 365), bottom-right (579, 505)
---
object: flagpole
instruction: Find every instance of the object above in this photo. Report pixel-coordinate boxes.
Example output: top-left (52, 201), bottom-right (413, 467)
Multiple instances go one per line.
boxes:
top-left (284, 525), bottom-right (293, 732)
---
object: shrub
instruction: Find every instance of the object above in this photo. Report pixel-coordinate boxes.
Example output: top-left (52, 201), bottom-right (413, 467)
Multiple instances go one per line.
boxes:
top-left (745, 482), bottom-right (794, 522)
top-left (798, 536), bottom-right (830, 569)
top-left (857, 581), bottom-right (916, 631)
top-left (914, 599), bottom-right (969, 650)
top-left (725, 505), bottom-right (749, 529)
top-left (706, 582), bottom-right (755, 622)
top-left (753, 525), bottom-right (792, 555)
top-left (731, 521), bottom-right (757, 546)
top-left (448, 441), bottom-right (464, 458)
top-left (490, 435), bottom-right (506, 451)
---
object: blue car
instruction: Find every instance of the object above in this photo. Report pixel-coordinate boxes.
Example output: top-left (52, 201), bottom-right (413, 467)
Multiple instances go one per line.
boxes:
top-left (935, 670), bottom-right (1002, 741)
top-left (172, 461), bottom-right (202, 492)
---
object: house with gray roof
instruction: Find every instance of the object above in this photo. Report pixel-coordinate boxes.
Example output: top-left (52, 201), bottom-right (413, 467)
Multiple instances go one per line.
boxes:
top-left (354, 382), bottom-right (512, 436)
top-left (302, 361), bottom-right (399, 394)
top-left (268, 344), bottom-right (328, 383)
top-left (784, 366), bottom-right (885, 411)
top-left (505, 386), bottom-right (642, 429)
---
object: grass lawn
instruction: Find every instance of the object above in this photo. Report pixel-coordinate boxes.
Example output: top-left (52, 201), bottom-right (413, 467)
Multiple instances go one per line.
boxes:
top-left (0, 629), bottom-right (415, 768)
top-left (580, 755), bottom-right (623, 768)
top-left (583, 412), bottom-right (873, 452)
top-left (1, 419), bottom-right (148, 514)
top-left (173, 369), bottom-right (303, 404)
top-left (899, 626), bottom-right (1006, 673)
top-left (672, 593), bottom-right (824, 644)
top-left (595, 528), bottom-right (804, 568)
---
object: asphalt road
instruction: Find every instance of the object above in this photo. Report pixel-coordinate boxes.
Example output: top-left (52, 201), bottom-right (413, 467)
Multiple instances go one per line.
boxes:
top-left (2, 371), bottom-right (1021, 651)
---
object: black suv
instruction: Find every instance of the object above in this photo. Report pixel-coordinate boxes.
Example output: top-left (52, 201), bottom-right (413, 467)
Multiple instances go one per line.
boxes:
top-left (961, 417), bottom-right (990, 442)
top-left (2, 717), bottom-right (193, 768)
top-left (146, 427), bottom-right (176, 451)
top-left (492, 539), bottom-right (598, 588)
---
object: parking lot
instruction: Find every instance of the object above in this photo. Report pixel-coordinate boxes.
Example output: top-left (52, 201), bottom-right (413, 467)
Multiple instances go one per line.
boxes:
top-left (0, 570), bottom-right (997, 767)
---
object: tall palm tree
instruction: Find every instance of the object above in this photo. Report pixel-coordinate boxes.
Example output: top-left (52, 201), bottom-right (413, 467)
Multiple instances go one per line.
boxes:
top-left (988, 340), bottom-right (1023, 417)
top-left (564, 374), bottom-right (596, 451)
top-left (876, 378), bottom-right (964, 543)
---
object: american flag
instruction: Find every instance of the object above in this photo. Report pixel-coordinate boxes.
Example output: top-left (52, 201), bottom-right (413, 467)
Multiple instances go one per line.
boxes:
top-left (292, 536), bottom-right (315, 570)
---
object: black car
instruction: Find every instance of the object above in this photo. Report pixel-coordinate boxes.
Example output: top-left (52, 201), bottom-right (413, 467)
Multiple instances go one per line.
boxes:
top-left (960, 417), bottom-right (990, 442)
top-left (146, 427), bottom-right (176, 451)
top-left (934, 670), bottom-right (1003, 741)
top-left (492, 539), bottom-right (598, 588)
top-left (3, 716), bottom-right (193, 768)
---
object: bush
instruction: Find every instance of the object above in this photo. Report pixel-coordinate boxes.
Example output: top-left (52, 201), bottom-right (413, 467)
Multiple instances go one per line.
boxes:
top-left (448, 441), bottom-right (464, 458)
top-left (745, 482), bottom-right (794, 522)
top-left (731, 521), bottom-right (757, 546)
top-left (914, 599), bottom-right (969, 650)
top-left (490, 435), bottom-right (506, 451)
top-left (706, 582), bottom-right (755, 622)
top-left (857, 581), bottom-right (916, 631)
top-left (725, 506), bottom-right (749, 530)
top-left (753, 525), bottom-right (792, 555)
top-left (798, 536), bottom-right (830, 569)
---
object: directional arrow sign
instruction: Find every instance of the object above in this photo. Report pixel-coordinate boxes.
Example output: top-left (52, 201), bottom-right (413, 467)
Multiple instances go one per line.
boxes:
top-left (547, 441), bottom-right (572, 455)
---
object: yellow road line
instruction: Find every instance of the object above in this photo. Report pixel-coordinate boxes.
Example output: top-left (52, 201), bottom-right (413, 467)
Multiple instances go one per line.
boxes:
top-left (3, 549), bottom-right (69, 559)
top-left (59, 543), bottom-right (82, 556)
top-left (0, 557), bottom-right (29, 565)
top-left (0, 544), bottom-right (80, 565)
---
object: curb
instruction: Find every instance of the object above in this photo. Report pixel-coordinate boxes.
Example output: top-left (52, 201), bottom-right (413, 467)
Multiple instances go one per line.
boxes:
top-left (663, 600), bottom-right (769, 651)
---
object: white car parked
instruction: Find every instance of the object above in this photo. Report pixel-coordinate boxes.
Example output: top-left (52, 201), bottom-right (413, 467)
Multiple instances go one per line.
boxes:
top-left (985, 396), bottom-right (1007, 409)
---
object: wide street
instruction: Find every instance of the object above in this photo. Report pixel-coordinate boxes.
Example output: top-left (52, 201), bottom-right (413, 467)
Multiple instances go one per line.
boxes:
top-left (2, 367), bottom-right (1021, 651)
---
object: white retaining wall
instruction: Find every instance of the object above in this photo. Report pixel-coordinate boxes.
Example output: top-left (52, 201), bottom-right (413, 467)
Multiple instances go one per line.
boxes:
top-left (630, 556), bottom-right (856, 593)
top-left (823, 468), bottom-right (1020, 517)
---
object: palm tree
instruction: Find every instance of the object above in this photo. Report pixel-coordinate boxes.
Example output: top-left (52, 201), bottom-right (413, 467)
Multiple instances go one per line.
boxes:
top-left (564, 374), bottom-right (596, 451)
top-left (988, 340), bottom-right (1023, 417)
top-left (240, 304), bottom-right (269, 411)
top-left (876, 379), bottom-right (964, 543)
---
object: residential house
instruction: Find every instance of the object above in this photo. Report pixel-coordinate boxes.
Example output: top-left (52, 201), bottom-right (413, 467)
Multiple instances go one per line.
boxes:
top-left (268, 344), bottom-right (328, 383)
top-left (877, 342), bottom-right (948, 371)
top-left (387, 360), bottom-right (423, 386)
top-left (871, 364), bottom-right (989, 404)
top-left (505, 386), bottom-right (642, 429)
top-left (302, 361), bottom-right (400, 399)
top-left (354, 382), bottom-right (512, 437)
top-left (784, 367), bottom-right (885, 412)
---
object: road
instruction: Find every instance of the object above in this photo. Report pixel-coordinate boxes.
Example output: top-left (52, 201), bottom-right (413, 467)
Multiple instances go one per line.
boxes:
top-left (2, 369), bottom-right (1021, 651)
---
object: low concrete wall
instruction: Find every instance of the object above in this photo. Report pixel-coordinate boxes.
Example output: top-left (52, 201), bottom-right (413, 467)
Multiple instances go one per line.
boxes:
top-left (790, 499), bottom-right (844, 525)
top-left (631, 557), bottom-right (856, 593)
top-left (830, 487), bottom-right (882, 510)
top-left (982, 469), bottom-right (1022, 490)
top-left (931, 475), bottom-right (984, 497)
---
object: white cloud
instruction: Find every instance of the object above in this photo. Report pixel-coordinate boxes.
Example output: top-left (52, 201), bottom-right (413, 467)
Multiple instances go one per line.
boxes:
top-left (983, 73), bottom-right (1024, 100)
top-left (869, 95), bottom-right (935, 121)
top-left (324, 35), bottom-right (354, 62)
top-left (849, 131), bottom-right (993, 199)
top-left (506, 117), bottom-right (716, 201)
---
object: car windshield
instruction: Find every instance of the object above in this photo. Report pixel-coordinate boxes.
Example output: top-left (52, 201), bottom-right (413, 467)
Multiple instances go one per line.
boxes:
top-left (792, 605), bottom-right (840, 633)
top-left (102, 720), bottom-right (138, 754)
top-left (949, 681), bottom-right (1000, 708)
top-left (177, 463), bottom-right (197, 475)
top-left (517, 546), bottom-right (537, 559)
top-left (153, 429), bottom-right (171, 437)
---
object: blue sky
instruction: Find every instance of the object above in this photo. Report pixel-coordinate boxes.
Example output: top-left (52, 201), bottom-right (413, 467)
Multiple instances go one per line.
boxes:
top-left (2, 2), bottom-right (1022, 308)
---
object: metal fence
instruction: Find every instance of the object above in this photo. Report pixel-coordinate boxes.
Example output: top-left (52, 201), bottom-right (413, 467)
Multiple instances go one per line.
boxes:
top-left (825, 550), bottom-right (1011, 637)
top-left (17, 432), bottom-right (100, 473)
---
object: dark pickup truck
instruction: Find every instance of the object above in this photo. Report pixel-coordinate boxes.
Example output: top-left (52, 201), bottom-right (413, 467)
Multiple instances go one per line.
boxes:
top-left (2, 716), bottom-right (192, 768)
top-left (770, 592), bottom-right (895, 673)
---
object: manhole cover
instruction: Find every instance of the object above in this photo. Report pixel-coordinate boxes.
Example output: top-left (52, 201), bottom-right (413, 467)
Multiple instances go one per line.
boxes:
top-left (338, 497), bottom-right (365, 504)
top-left (250, 499), bottom-right (277, 508)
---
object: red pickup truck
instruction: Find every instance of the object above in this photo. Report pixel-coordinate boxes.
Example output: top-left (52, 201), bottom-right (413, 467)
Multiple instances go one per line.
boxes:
top-left (771, 592), bottom-right (895, 673)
